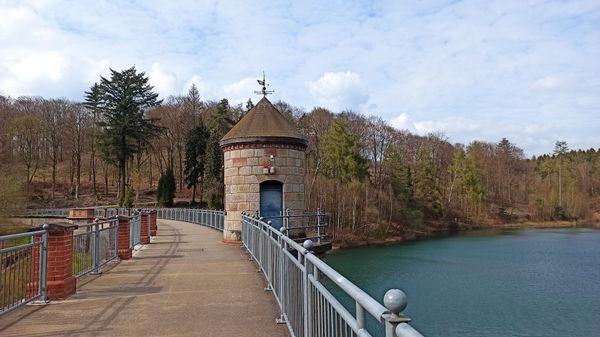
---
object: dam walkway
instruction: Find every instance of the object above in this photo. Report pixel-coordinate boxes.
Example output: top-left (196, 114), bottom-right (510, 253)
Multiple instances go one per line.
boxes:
top-left (0, 219), bottom-right (288, 337)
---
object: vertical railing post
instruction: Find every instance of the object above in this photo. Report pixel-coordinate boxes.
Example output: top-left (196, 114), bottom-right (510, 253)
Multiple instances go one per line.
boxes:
top-left (302, 240), bottom-right (313, 337)
top-left (276, 225), bottom-right (286, 324)
top-left (316, 208), bottom-right (322, 244)
top-left (39, 224), bottom-right (49, 301)
top-left (285, 208), bottom-right (290, 232)
top-left (92, 219), bottom-right (101, 274)
top-left (356, 303), bottom-right (365, 331)
top-left (382, 289), bottom-right (411, 337)
top-left (114, 217), bottom-right (119, 260)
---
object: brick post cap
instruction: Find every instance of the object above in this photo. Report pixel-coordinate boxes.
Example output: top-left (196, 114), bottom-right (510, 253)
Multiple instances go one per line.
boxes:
top-left (117, 215), bottom-right (131, 221)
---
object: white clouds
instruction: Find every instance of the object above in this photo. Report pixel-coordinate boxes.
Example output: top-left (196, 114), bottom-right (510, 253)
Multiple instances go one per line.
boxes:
top-left (11, 51), bottom-right (64, 81)
top-left (0, 0), bottom-right (598, 155)
top-left (0, 51), bottom-right (66, 96)
top-left (148, 63), bottom-right (177, 97)
top-left (183, 76), bottom-right (210, 97)
top-left (223, 77), bottom-right (258, 106)
top-left (414, 117), bottom-right (480, 135)
top-left (389, 113), bottom-right (411, 131)
top-left (308, 71), bottom-right (368, 111)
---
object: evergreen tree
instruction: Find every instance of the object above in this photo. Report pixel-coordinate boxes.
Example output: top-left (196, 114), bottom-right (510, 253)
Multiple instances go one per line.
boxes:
top-left (157, 167), bottom-right (176, 207)
top-left (384, 146), bottom-right (414, 203)
top-left (203, 131), bottom-right (223, 208)
top-left (413, 147), bottom-right (443, 216)
top-left (83, 82), bottom-right (103, 196)
top-left (202, 98), bottom-right (234, 209)
top-left (246, 98), bottom-right (254, 111)
top-left (449, 149), bottom-right (485, 217)
top-left (210, 98), bottom-right (235, 135)
top-left (90, 66), bottom-right (162, 200)
top-left (554, 140), bottom-right (569, 208)
top-left (184, 122), bottom-right (209, 204)
top-left (321, 120), bottom-right (368, 183)
top-left (383, 146), bottom-right (421, 226)
top-left (183, 84), bottom-right (202, 118)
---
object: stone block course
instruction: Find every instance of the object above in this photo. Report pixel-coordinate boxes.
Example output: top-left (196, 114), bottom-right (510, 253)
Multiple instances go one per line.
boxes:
top-left (239, 166), bottom-right (251, 175)
top-left (225, 167), bottom-right (238, 177)
top-left (233, 158), bottom-right (247, 167)
top-left (241, 149), bottom-right (254, 157)
top-left (232, 176), bottom-right (245, 184)
top-left (252, 166), bottom-right (264, 175)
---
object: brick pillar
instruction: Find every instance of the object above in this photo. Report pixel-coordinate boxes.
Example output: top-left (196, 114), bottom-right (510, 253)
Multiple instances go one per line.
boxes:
top-left (140, 212), bottom-right (150, 244)
top-left (117, 215), bottom-right (132, 260)
top-left (46, 223), bottom-right (78, 300)
top-left (150, 210), bottom-right (157, 236)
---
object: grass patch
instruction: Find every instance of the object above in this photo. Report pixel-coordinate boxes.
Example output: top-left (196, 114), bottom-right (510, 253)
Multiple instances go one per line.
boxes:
top-left (73, 251), bottom-right (93, 276)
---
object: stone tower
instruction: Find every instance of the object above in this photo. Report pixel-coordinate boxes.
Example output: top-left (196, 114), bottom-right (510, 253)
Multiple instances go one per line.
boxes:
top-left (219, 97), bottom-right (308, 242)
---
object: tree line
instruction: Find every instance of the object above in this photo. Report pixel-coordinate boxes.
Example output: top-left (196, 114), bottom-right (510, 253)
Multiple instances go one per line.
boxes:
top-left (1, 66), bottom-right (598, 242)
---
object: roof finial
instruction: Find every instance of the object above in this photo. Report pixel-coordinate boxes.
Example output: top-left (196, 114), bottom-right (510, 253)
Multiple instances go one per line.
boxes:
top-left (254, 71), bottom-right (274, 97)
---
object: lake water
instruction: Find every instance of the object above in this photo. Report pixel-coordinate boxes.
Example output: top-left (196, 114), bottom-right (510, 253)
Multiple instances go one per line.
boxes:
top-left (325, 228), bottom-right (600, 337)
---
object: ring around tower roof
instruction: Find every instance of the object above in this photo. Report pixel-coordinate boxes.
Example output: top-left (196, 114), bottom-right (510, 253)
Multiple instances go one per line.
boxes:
top-left (220, 97), bottom-right (308, 148)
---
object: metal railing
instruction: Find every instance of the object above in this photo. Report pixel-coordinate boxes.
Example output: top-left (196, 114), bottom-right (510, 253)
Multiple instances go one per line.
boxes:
top-left (25, 209), bottom-right (69, 218)
top-left (262, 208), bottom-right (329, 244)
top-left (129, 212), bottom-right (142, 248)
top-left (72, 218), bottom-right (119, 278)
top-left (99, 208), bottom-right (129, 218)
top-left (242, 214), bottom-right (424, 337)
top-left (156, 208), bottom-right (225, 231)
top-left (0, 227), bottom-right (48, 315)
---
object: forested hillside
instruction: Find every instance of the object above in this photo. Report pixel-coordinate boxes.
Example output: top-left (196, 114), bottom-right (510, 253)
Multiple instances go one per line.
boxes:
top-left (1, 72), bottom-right (598, 242)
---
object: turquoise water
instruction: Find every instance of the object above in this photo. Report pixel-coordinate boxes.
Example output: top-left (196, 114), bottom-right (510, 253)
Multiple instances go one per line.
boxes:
top-left (325, 228), bottom-right (600, 337)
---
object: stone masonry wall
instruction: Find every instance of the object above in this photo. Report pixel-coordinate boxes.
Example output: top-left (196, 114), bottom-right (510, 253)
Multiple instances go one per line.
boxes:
top-left (222, 146), bottom-right (305, 241)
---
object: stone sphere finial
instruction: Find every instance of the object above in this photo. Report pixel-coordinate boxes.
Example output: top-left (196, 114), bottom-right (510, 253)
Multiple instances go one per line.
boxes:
top-left (303, 239), bottom-right (313, 251)
top-left (384, 289), bottom-right (408, 315)
top-left (280, 226), bottom-right (286, 233)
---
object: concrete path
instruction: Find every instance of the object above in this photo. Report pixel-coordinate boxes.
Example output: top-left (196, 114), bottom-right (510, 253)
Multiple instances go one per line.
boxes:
top-left (0, 220), bottom-right (289, 337)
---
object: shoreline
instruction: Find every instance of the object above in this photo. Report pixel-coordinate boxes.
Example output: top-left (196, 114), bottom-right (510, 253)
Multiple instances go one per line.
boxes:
top-left (332, 219), bottom-right (600, 250)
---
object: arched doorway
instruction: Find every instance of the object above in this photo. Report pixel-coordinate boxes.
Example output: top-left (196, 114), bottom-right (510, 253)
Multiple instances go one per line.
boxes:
top-left (260, 180), bottom-right (283, 229)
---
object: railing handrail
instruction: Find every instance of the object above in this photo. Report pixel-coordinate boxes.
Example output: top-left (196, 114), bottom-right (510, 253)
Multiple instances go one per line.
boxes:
top-left (0, 229), bottom-right (47, 242)
top-left (0, 226), bottom-right (48, 315)
top-left (76, 217), bottom-right (118, 229)
top-left (155, 208), bottom-right (225, 232)
top-left (242, 213), bottom-right (424, 337)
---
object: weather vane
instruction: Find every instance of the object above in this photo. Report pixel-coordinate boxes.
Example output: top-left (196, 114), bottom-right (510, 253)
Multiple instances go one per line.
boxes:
top-left (254, 71), bottom-right (274, 97)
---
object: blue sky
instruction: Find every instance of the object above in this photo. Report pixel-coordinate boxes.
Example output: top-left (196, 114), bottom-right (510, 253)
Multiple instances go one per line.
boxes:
top-left (0, 0), bottom-right (598, 156)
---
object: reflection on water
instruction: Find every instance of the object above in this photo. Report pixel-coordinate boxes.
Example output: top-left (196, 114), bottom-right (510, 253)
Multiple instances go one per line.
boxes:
top-left (326, 228), bottom-right (600, 337)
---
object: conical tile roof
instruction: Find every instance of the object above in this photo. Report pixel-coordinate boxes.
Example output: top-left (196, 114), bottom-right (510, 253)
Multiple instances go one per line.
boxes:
top-left (220, 97), bottom-right (307, 147)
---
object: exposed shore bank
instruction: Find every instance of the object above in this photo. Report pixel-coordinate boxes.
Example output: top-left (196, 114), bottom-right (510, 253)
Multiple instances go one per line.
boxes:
top-left (333, 219), bottom-right (600, 250)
